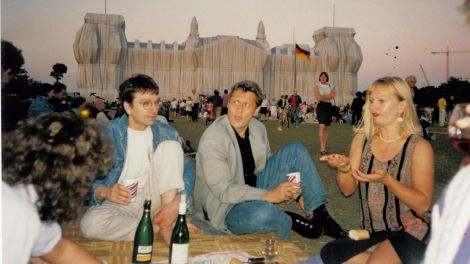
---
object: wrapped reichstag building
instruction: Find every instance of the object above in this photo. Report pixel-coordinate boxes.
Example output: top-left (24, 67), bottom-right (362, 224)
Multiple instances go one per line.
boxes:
top-left (74, 13), bottom-right (362, 105)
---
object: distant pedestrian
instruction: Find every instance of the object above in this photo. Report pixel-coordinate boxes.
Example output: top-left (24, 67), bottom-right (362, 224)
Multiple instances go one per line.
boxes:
top-left (438, 96), bottom-right (447, 126)
top-left (351, 91), bottom-right (364, 125)
top-left (221, 89), bottom-right (229, 115)
top-left (314, 72), bottom-right (336, 155)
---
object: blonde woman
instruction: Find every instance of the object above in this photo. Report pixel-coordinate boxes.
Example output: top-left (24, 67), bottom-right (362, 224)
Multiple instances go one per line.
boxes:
top-left (320, 76), bottom-right (434, 263)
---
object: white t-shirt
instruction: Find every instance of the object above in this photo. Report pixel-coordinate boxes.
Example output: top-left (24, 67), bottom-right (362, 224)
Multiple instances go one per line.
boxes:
top-left (261, 98), bottom-right (269, 108)
top-left (185, 100), bottom-right (193, 111)
top-left (170, 100), bottom-right (178, 110)
top-left (118, 127), bottom-right (153, 193)
top-left (2, 182), bottom-right (62, 263)
top-left (96, 111), bottom-right (109, 124)
top-left (318, 83), bottom-right (334, 103)
top-left (117, 127), bottom-right (184, 208)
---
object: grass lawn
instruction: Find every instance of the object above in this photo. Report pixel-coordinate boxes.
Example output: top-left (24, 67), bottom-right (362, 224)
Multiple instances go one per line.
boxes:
top-left (171, 116), bottom-right (464, 254)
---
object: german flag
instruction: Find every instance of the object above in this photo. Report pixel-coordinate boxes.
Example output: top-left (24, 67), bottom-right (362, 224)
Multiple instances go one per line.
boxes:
top-left (295, 44), bottom-right (311, 61)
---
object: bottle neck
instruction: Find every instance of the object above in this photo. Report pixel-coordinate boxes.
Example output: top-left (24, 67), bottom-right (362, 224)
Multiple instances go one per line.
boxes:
top-left (143, 200), bottom-right (152, 213)
top-left (178, 202), bottom-right (186, 215)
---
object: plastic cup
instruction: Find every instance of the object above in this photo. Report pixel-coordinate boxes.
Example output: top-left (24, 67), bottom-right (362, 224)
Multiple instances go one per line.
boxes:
top-left (286, 172), bottom-right (301, 186)
top-left (123, 179), bottom-right (138, 202)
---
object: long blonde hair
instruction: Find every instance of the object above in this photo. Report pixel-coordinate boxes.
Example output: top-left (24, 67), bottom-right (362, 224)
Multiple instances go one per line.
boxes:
top-left (355, 76), bottom-right (421, 139)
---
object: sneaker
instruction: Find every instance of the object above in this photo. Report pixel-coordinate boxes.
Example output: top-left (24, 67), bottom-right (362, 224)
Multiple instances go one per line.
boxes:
top-left (277, 126), bottom-right (283, 132)
top-left (319, 150), bottom-right (328, 156)
top-left (285, 211), bottom-right (323, 239)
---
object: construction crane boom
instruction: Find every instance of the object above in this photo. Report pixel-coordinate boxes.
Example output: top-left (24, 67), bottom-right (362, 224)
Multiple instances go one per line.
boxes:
top-left (419, 65), bottom-right (430, 86)
top-left (431, 45), bottom-right (470, 81)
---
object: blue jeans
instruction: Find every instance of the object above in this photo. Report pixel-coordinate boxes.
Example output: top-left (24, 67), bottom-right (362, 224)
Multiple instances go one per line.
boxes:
top-left (290, 107), bottom-right (300, 125)
top-left (225, 141), bottom-right (327, 238)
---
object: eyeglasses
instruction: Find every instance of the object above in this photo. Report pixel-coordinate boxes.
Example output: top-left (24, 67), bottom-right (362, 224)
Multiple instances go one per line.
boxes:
top-left (135, 101), bottom-right (159, 110)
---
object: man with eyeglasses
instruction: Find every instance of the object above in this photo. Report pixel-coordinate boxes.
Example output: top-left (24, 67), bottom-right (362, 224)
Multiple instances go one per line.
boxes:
top-left (193, 80), bottom-right (347, 240)
top-left (80, 74), bottom-right (196, 245)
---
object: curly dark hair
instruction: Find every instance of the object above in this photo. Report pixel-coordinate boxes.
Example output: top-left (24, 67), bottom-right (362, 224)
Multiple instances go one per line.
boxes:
top-left (1, 39), bottom-right (25, 75)
top-left (2, 112), bottom-right (114, 223)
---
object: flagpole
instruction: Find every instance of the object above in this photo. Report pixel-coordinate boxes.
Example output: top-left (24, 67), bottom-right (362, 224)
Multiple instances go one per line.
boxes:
top-left (333, 2), bottom-right (335, 27)
top-left (293, 25), bottom-right (296, 91)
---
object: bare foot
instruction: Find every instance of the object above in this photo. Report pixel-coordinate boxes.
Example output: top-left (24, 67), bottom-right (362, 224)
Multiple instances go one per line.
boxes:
top-left (156, 228), bottom-right (173, 247)
top-left (187, 221), bottom-right (199, 233)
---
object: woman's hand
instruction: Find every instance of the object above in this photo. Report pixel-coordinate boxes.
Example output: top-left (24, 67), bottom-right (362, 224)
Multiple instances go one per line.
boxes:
top-left (351, 169), bottom-right (390, 184)
top-left (320, 154), bottom-right (351, 171)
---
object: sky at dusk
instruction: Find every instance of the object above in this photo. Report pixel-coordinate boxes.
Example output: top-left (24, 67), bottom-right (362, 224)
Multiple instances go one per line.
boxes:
top-left (2, 0), bottom-right (470, 93)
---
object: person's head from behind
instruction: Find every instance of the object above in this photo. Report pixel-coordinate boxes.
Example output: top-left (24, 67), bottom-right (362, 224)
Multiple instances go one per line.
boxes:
top-left (71, 96), bottom-right (87, 109)
top-left (2, 112), bottom-right (114, 223)
top-left (52, 82), bottom-right (67, 101)
top-left (355, 91), bottom-right (363, 98)
top-left (357, 76), bottom-right (421, 138)
top-left (38, 83), bottom-right (56, 99)
top-left (214, 90), bottom-right (219, 96)
top-left (1, 40), bottom-right (24, 86)
top-left (119, 74), bottom-right (160, 130)
top-left (319, 72), bottom-right (329, 83)
top-left (228, 80), bottom-right (262, 135)
top-left (224, 89), bottom-right (228, 94)
top-left (94, 98), bottom-right (106, 110)
top-left (405, 75), bottom-right (417, 89)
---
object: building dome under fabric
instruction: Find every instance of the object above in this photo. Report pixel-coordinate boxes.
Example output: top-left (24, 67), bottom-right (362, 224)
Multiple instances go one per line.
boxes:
top-left (74, 13), bottom-right (362, 105)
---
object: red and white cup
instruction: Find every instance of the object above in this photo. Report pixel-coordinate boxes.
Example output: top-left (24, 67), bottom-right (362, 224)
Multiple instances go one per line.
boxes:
top-left (123, 179), bottom-right (138, 203)
top-left (286, 172), bottom-right (301, 187)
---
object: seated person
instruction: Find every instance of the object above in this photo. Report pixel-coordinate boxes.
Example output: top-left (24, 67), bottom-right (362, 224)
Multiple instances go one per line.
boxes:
top-left (320, 76), bottom-right (434, 263)
top-left (192, 80), bottom-right (346, 240)
top-left (423, 103), bottom-right (470, 264)
top-left (80, 74), bottom-right (196, 245)
top-left (27, 83), bottom-right (55, 118)
top-left (2, 112), bottom-right (114, 263)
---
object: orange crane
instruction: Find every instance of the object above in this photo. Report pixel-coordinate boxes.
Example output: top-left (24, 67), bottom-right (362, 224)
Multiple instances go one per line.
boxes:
top-left (431, 46), bottom-right (470, 81)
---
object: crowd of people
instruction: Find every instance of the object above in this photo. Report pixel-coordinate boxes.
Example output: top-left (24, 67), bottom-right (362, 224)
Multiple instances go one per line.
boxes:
top-left (2, 38), bottom-right (469, 264)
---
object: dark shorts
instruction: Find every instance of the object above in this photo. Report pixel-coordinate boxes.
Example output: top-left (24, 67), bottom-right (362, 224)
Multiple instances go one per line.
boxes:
top-left (320, 230), bottom-right (426, 264)
top-left (316, 101), bottom-right (333, 125)
top-left (260, 107), bottom-right (268, 115)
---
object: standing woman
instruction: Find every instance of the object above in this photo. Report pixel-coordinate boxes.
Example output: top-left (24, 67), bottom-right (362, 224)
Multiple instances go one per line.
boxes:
top-left (314, 72), bottom-right (335, 155)
top-left (320, 76), bottom-right (434, 263)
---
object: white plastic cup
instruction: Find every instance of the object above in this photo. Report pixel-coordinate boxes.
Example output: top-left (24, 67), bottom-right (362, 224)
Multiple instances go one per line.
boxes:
top-left (123, 179), bottom-right (138, 202)
top-left (286, 172), bottom-right (301, 187)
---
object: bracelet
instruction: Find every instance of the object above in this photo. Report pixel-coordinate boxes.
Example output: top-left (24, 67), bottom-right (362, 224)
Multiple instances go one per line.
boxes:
top-left (295, 194), bottom-right (303, 203)
top-left (338, 166), bottom-right (352, 173)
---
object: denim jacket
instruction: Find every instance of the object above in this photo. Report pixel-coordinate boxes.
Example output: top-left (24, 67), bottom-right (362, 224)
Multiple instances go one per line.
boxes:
top-left (88, 115), bottom-right (195, 206)
top-left (27, 97), bottom-right (54, 118)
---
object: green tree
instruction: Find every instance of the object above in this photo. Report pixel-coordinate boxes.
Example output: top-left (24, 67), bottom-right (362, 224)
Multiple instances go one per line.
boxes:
top-left (50, 63), bottom-right (68, 83)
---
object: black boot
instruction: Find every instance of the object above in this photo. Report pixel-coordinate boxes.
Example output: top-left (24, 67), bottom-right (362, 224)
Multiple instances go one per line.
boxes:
top-left (285, 211), bottom-right (323, 239)
top-left (312, 204), bottom-right (347, 239)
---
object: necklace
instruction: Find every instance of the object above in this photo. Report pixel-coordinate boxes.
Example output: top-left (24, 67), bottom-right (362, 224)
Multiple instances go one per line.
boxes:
top-left (378, 133), bottom-right (402, 143)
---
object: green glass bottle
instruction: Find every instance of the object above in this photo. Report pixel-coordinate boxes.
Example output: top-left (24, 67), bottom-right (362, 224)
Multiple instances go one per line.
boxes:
top-left (169, 194), bottom-right (189, 264)
top-left (132, 199), bottom-right (153, 264)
